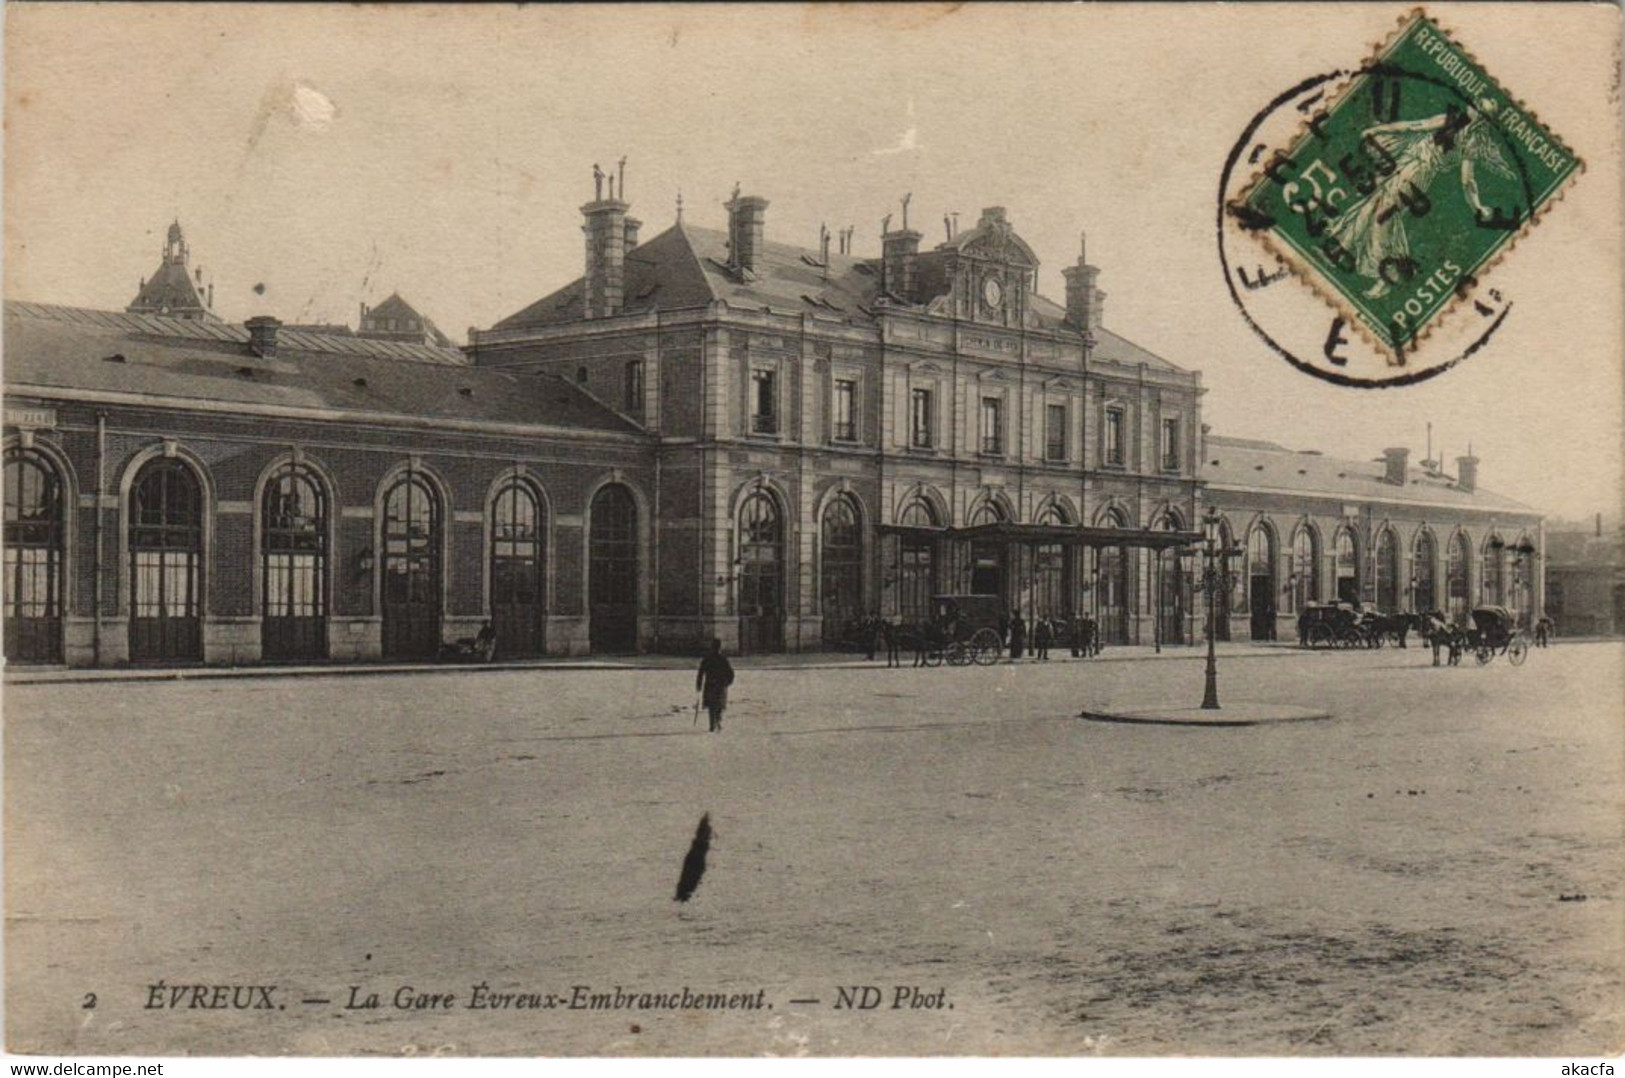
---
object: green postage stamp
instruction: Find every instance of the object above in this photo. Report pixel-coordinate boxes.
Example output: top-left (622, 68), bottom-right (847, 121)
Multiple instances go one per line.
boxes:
top-left (1237, 9), bottom-right (1582, 361)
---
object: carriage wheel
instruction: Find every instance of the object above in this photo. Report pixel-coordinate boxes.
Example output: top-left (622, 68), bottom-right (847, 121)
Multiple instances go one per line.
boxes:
top-left (924, 646), bottom-right (944, 668)
top-left (1310, 625), bottom-right (1333, 649)
top-left (970, 628), bottom-right (1003, 666)
top-left (1508, 634), bottom-right (1529, 666)
top-left (1474, 644), bottom-right (1494, 666)
top-left (947, 642), bottom-right (973, 667)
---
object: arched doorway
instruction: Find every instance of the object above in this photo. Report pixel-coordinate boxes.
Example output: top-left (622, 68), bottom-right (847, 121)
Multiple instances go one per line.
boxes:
top-left (1334, 527), bottom-right (1360, 605)
top-left (4, 448), bottom-right (65, 663)
top-left (968, 500), bottom-right (1007, 599)
top-left (261, 462), bottom-right (328, 662)
top-left (588, 483), bottom-right (639, 653)
top-left (1033, 505), bottom-right (1071, 625)
top-left (129, 458), bottom-right (203, 662)
top-left (1248, 523), bottom-right (1278, 640)
top-left (820, 495), bottom-right (863, 648)
top-left (1447, 532), bottom-right (1471, 624)
top-left (1154, 511), bottom-right (1186, 645)
top-left (381, 471), bottom-right (442, 660)
top-left (896, 498), bottom-right (938, 626)
top-left (491, 478), bottom-right (546, 658)
top-left (738, 489), bottom-right (784, 654)
top-left (1375, 527), bottom-right (1401, 612)
top-left (1092, 508), bottom-right (1130, 645)
top-left (1290, 525), bottom-right (1320, 612)
top-left (1414, 530), bottom-right (1438, 612)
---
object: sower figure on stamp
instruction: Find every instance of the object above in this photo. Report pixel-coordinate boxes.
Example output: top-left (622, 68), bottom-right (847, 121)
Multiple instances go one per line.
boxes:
top-left (696, 638), bottom-right (735, 733)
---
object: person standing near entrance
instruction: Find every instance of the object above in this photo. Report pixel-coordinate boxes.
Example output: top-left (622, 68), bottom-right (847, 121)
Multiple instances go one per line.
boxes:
top-left (1009, 610), bottom-right (1027, 662)
top-left (1034, 616), bottom-right (1052, 660)
top-left (696, 639), bottom-right (735, 733)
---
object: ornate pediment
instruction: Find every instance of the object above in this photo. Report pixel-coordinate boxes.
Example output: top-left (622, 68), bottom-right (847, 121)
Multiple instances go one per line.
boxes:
top-left (942, 207), bottom-right (1039, 270)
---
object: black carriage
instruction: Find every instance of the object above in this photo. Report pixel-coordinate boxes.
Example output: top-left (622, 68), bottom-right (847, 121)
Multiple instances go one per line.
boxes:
top-left (1301, 602), bottom-right (1381, 648)
top-left (907, 594), bottom-right (1006, 667)
top-left (1466, 605), bottom-right (1529, 666)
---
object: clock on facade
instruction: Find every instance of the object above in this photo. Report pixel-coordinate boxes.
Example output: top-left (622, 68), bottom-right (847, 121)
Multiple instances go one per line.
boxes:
top-left (980, 275), bottom-right (1003, 310)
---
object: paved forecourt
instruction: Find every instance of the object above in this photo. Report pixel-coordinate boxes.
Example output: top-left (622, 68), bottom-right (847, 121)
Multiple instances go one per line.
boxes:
top-left (5, 642), bottom-right (1620, 1056)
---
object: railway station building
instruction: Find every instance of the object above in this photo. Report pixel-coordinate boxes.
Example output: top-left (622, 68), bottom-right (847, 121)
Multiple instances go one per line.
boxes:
top-left (3, 192), bottom-right (1544, 666)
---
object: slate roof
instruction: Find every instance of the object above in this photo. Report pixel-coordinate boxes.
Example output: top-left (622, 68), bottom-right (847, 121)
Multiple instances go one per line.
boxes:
top-left (1203, 434), bottom-right (1535, 514)
top-left (10, 301), bottom-right (468, 365)
top-left (3, 302), bottom-right (641, 435)
top-left (361, 292), bottom-right (455, 347)
top-left (489, 222), bottom-right (1187, 373)
top-left (127, 258), bottom-right (211, 318)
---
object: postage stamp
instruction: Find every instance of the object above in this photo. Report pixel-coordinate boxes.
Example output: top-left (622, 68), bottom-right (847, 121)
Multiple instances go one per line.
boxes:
top-left (1235, 9), bottom-right (1582, 364)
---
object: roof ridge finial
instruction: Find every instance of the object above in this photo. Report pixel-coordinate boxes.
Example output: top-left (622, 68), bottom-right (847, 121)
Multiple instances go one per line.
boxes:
top-left (676, 189), bottom-right (684, 224)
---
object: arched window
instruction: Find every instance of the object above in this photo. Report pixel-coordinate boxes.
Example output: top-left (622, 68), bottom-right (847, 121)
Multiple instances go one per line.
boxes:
top-left (1481, 535), bottom-right (1505, 606)
top-left (1290, 525), bottom-right (1320, 612)
top-left (381, 471), bottom-right (442, 660)
top-left (262, 462), bottom-right (327, 661)
top-left (4, 448), bottom-right (64, 662)
top-left (820, 495), bottom-right (863, 646)
top-left (738, 490), bottom-right (784, 653)
top-left (1413, 530), bottom-right (1438, 612)
top-left (1375, 527), bottom-right (1401, 612)
top-left (129, 458), bottom-right (203, 662)
top-left (1447, 531), bottom-right (1471, 624)
top-left (968, 499), bottom-right (1007, 526)
top-left (1247, 523), bottom-right (1278, 639)
top-left (490, 478), bottom-right (546, 658)
top-left (896, 498), bottom-right (937, 624)
top-left (588, 484), bottom-right (639, 652)
top-left (1334, 527), bottom-right (1359, 604)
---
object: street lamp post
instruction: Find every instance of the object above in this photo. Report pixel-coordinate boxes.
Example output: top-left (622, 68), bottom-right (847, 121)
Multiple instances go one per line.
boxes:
top-left (1199, 506), bottom-right (1239, 710)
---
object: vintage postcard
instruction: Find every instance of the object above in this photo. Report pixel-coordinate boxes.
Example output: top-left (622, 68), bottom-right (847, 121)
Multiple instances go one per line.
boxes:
top-left (3, 1), bottom-right (1621, 1067)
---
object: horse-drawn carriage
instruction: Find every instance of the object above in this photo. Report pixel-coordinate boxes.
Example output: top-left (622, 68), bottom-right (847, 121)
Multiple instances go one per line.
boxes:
top-left (1302, 603), bottom-right (1418, 649)
top-left (1302, 602), bottom-right (1378, 648)
top-left (1465, 605), bottom-right (1530, 666)
top-left (906, 594), bottom-right (1006, 667)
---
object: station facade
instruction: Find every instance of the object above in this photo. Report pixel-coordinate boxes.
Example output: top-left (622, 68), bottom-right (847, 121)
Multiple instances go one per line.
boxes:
top-left (3, 193), bottom-right (1544, 666)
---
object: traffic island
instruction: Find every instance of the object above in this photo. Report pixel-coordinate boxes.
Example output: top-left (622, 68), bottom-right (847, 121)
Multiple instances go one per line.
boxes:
top-left (1079, 703), bottom-right (1331, 727)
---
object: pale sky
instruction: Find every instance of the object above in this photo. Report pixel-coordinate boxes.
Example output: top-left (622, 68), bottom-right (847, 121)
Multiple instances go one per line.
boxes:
top-left (5, 3), bottom-right (1621, 520)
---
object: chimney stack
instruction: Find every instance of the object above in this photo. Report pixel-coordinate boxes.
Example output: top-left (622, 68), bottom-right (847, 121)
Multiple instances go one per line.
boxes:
top-left (1062, 233), bottom-right (1106, 331)
top-left (1382, 446), bottom-right (1410, 485)
top-left (726, 192), bottom-right (769, 276)
top-left (582, 186), bottom-right (631, 319)
top-left (881, 227), bottom-right (921, 299)
top-left (623, 217), bottom-right (642, 253)
top-left (245, 316), bottom-right (281, 359)
top-left (1455, 452), bottom-right (1479, 494)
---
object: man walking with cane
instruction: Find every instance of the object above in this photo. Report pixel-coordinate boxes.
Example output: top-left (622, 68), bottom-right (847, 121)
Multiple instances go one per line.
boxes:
top-left (696, 638), bottom-right (735, 733)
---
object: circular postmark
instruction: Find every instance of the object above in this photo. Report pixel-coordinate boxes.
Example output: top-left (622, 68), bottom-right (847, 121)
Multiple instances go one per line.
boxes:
top-left (1218, 62), bottom-right (1545, 388)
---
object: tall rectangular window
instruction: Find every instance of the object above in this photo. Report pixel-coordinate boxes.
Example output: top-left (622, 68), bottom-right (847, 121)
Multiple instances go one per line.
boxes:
top-left (833, 378), bottom-right (856, 442)
top-left (1161, 416), bottom-right (1181, 470)
top-left (750, 368), bottom-right (777, 434)
top-left (1045, 403), bottom-right (1067, 461)
top-left (625, 360), bottom-right (644, 414)
top-left (910, 388), bottom-right (933, 448)
top-left (1105, 406), bottom-right (1125, 465)
top-left (980, 396), bottom-right (1004, 456)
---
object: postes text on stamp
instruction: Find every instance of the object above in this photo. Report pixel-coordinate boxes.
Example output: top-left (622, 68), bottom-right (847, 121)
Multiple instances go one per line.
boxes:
top-left (1236, 9), bottom-right (1581, 363)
